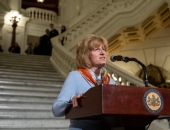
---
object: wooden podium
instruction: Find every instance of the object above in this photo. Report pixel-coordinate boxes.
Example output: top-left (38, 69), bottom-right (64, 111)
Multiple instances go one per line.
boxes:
top-left (65, 85), bottom-right (170, 127)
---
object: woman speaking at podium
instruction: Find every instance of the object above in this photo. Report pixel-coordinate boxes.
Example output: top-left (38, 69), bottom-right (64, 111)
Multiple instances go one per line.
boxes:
top-left (52, 34), bottom-right (115, 130)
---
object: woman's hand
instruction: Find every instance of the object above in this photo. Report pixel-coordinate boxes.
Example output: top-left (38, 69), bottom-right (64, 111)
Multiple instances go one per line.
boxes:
top-left (71, 93), bottom-right (84, 107)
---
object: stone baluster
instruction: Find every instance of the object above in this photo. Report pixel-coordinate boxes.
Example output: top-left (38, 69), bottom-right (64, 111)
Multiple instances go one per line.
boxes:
top-left (91, 14), bottom-right (96, 25)
top-left (77, 25), bottom-right (82, 35)
top-left (27, 10), bottom-right (30, 17)
top-left (97, 10), bottom-right (102, 23)
top-left (44, 12), bottom-right (47, 21)
top-left (63, 35), bottom-right (67, 45)
top-left (65, 32), bottom-right (72, 47)
top-left (63, 33), bottom-right (69, 45)
top-left (36, 10), bottom-right (39, 19)
top-left (39, 11), bottom-right (42, 20)
top-left (43, 11), bottom-right (46, 20)
top-left (72, 29), bottom-right (77, 38)
top-left (30, 10), bottom-right (33, 19)
top-left (26, 7), bottom-right (57, 22)
top-left (47, 13), bottom-right (49, 21)
top-left (67, 33), bottom-right (72, 42)
top-left (32, 10), bottom-right (35, 19)
top-left (89, 18), bottom-right (94, 28)
top-left (49, 14), bottom-right (51, 21)
top-left (35, 10), bottom-right (37, 19)
top-left (107, 0), bottom-right (114, 11)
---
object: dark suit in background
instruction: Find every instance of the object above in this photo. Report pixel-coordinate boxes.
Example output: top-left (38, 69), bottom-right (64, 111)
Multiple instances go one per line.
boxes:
top-left (49, 29), bottom-right (59, 39)
top-left (49, 23), bottom-right (59, 39)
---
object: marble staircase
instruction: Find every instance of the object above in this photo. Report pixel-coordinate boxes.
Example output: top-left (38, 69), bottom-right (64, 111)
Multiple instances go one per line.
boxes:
top-left (0, 52), bottom-right (69, 130)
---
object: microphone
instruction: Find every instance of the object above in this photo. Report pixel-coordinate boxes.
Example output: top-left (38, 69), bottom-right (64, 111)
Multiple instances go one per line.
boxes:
top-left (110, 55), bottom-right (129, 62)
top-left (110, 54), bottom-right (148, 87)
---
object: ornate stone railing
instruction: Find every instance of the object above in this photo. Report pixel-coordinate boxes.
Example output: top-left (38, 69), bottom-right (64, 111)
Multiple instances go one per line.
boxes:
top-left (58, 0), bottom-right (144, 52)
top-left (50, 39), bottom-right (76, 78)
top-left (58, 0), bottom-right (164, 54)
top-left (26, 7), bottom-right (58, 22)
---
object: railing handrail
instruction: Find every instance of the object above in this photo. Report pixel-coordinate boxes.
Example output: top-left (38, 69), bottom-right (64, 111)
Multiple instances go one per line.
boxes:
top-left (61, 0), bottom-right (127, 37)
top-left (25, 7), bottom-right (58, 22)
top-left (26, 7), bottom-right (57, 15)
top-left (58, 0), bottom-right (145, 51)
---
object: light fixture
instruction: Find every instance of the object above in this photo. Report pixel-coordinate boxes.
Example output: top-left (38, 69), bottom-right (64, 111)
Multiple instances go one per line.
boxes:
top-left (9, 10), bottom-right (21, 24)
top-left (37, 0), bottom-right (45, 3)
top-left (9, 10), bottom-right (21, 48)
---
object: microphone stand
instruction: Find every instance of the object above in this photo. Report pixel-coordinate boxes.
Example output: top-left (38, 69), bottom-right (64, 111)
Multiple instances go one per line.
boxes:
top-left (123, 57), bottom-right (148, 87)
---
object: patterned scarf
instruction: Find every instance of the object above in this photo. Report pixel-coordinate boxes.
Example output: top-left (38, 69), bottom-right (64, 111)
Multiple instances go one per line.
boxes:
top-left (78, 68), bottom-right (110, 86)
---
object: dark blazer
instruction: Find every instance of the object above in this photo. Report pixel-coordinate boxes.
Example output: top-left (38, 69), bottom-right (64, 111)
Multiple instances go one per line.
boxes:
top-left (12, 46), bottom-right (20, 53)
top-left (50, 29), bottom-right (59, 39)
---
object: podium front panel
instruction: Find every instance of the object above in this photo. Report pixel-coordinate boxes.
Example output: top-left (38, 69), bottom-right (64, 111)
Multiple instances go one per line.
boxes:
top-left (65, 84), bottom-right (170, 127)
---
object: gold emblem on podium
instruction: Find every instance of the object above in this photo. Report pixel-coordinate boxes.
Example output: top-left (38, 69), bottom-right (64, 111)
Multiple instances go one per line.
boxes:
top-left (143, 89), bottom-right (164, 114)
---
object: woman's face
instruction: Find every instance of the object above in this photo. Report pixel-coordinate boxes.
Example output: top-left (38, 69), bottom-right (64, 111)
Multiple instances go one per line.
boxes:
top-left (89, 44), bottom-right (106, 68)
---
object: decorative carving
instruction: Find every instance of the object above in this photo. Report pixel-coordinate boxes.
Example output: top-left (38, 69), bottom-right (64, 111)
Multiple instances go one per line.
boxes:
top-left (147, 94), bottom-right (161, 107)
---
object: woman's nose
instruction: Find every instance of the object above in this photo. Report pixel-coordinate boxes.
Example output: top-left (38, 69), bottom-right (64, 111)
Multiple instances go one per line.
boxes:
top-left (100, 49), bottom-right (105, 54)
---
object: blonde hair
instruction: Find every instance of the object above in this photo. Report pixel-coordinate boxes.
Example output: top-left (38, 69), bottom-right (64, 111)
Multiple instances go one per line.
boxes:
top-left (76, 34), bottom-right (108, 69)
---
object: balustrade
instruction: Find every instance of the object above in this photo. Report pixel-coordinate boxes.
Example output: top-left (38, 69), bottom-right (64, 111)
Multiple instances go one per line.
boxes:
top-left (26, 7), bottom-right (57, 22)
top-left (58, 0), bottom-right (143, 51)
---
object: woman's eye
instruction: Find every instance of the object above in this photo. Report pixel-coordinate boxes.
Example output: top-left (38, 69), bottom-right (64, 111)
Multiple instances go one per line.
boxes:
top-left (93, 48), bottom-right (99, 51)
top-left (93, 47), bottom-right (106, 52)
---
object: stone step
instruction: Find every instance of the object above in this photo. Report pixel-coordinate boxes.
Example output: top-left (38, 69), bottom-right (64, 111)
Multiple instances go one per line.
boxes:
top-left (0, 52), bottom-right (51, 60)
top-left (0, 73), bottom-right (63, 82)
top-left (0, 68), bottom-right (60, 76)
top-left (0, 84), bottom-right (61, 92)
top-left (0, 102), bottom-right (51, 110)
top-left (0, 62), bottom-right (54, 71)
top-left (0, 125), bottom-right (69, 130)
top-left (0, 77), bottom-right (64, 84)
top-left (0, 66), bottom-right (55, 72)
top-left (0, 80), bottom-right (62, 87)
top-left (0, 55), bottom-right (52, 64)
top-left (0, 127), bottom-right (68, 130)
top-left (0, 70), bottom-right (60, 78)
top-left (0, 90), bottom-right (59, 98)
top-left (0, 109), bottom-right (53, 117)
top-left (0, 96), bottom-right (54, 105)
top-left (0, 105), bottom-right (51, 111)
top-left (0, 93), bottom-right (56, 102)
top-left (0, 64), bottom-right (55, 72)
top-left (0, 87), bottom-right (59, 98)
top-left (0, 59), bottom-right (53, 66)
top-left (0, 52), bottom-right (67, 130)
top-left (0, 114), bottom-right (65, 119)
top-left (0, 118), bottom-right (69, 128)
top-left (0, 56), bottom-right (51, 61)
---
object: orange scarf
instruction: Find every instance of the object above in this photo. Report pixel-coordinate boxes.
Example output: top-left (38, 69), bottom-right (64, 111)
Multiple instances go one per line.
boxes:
top-left (78, 68), bottom-right (110, 86)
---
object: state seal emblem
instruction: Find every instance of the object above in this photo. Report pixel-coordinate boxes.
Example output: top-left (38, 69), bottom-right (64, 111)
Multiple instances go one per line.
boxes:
top-left (143, 89), bottom-right (164, 114)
